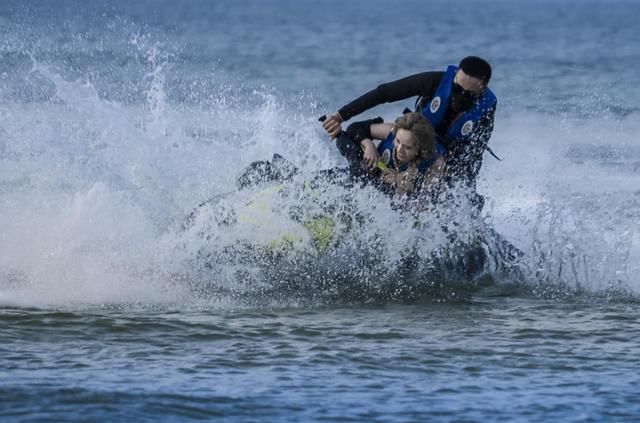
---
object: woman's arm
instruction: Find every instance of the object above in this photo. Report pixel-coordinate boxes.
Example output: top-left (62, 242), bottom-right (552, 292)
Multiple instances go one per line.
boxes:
top-left (362, 122), bottom-right (394, 169)
top-left (369, 122), bottom-right (394, 141)
top-left (425, 156), bottom-right (445, 182)
top-left (416, 156), bottom-right (445, 197)
top-left (343, 117), bottom-right (387, 170)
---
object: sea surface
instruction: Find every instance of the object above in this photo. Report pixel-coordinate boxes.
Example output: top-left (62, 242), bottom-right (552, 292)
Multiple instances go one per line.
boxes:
top-left (1, 0), bottom-right (640, 421)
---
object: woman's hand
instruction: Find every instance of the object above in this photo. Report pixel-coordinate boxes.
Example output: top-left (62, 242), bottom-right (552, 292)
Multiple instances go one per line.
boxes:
top-left (396, 172), bottom-right (415, 194)
top-left (382, 169), bottom-right (398, 185)
top-left (321, 112), bottom-right (344, 138)
top-left (361, 139), bottom-right (379, 170)
top-left (382, 169), bottom-right (415, 194)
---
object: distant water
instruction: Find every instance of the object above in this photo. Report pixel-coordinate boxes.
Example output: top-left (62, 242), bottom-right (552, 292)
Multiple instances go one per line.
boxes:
top-left (1, 0), bottom-right (639, 421)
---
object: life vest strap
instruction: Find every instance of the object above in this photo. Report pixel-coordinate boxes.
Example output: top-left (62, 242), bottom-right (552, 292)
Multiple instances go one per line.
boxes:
top-left (485, 146), bottom-right (502, 161)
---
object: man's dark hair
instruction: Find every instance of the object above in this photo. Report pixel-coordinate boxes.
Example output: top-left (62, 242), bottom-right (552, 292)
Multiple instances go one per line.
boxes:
top-left (458, 56), bottom-right (492, 84)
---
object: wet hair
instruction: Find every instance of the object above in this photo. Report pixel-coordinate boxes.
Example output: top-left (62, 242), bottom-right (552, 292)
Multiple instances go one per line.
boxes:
top-left (458, 56), bottom-right (492, 84)
top-left (393, 112), bottom-right (437, 159)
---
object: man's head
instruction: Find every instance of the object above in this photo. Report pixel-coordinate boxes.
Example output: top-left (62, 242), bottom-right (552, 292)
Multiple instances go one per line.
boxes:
top-left (450, 56), bottom-right (491, 113)
top-left (458, 56), bottom-right (492, 85)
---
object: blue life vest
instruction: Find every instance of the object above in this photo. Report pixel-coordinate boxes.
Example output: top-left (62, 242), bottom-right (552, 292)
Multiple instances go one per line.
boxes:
top-left (377, 132), bottom-right (446, 173)
top-left (420, 65), bottom-right (497, 149)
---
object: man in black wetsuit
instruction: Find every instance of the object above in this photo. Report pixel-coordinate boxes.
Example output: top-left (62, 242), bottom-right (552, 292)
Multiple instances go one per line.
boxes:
top-left (322, 56), bottom-right (496, 192)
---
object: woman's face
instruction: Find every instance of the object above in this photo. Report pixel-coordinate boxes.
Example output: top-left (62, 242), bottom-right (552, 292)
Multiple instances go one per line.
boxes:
top-left (393, 128), bottom-right (419, 163)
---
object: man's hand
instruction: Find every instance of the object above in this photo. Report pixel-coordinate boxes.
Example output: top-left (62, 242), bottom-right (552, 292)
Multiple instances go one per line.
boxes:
top-left (361, 139), bottom-right (379, 170)
top-left (321, 112), bottom-right (344, 138)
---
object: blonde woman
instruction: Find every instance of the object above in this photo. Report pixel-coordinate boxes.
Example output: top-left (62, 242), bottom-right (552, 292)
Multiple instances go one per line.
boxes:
top-left (335, 112), bottom-right (445, 196)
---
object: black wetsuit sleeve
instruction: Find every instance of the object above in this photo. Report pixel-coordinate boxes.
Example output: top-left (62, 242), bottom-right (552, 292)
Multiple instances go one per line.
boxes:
top-left (338, 71), bottom-right (445, 121)
top-left (468, 106), bottom-right (496, 180)
top-left (336, 117), bottom-right (384, 172)
top-left (344, 117), bottom-right (384, 143)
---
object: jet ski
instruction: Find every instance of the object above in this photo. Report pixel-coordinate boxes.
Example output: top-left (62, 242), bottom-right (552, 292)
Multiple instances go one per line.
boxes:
top-left (183, 154), bottom-right (363, 257)
top-left (180, 154), bottom-right (526, 305)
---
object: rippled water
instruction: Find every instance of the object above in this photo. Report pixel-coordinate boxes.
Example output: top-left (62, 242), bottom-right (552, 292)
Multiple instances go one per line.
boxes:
top-left (1, 0), bottom-right (639, 420)
top-left (4, 297), bottom-right (640, 421)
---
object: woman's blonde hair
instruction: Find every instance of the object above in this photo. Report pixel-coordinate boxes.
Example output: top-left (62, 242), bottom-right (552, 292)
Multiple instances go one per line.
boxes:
top-left (393, 112), bottom-right (437, 159)
top-left (389, 113), bottom-right (437, 195)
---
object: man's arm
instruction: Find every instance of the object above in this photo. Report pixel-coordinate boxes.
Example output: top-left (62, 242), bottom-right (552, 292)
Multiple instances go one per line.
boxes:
top-left (322, 71), bottom-right (444, 138)
top-left (468, 106), bottom-right (496, 178)
top-left (338, 71), bottom-right (445, 121)
top-left (448, 106), bottom-right (496, 187)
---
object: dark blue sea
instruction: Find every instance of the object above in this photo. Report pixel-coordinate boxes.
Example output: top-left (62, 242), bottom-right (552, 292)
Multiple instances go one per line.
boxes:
top-left (1, 0), bottom-right (640, 421)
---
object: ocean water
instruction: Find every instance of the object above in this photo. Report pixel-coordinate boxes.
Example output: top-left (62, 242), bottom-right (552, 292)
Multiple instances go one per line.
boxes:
top-left (1, 0), bottom-right (640, 421)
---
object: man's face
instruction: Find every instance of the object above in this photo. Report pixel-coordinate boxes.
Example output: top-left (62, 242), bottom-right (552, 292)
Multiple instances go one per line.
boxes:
top-left (454, 69), bottom-right (485, 94)
top-left (450, 69), bottom-right (486, 113)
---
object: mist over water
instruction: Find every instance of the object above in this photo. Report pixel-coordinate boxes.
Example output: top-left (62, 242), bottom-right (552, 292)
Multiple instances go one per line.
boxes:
top-left (0, 51), bottom-right (347, 308)
top-left (0, 0), bottom-right (638, 309)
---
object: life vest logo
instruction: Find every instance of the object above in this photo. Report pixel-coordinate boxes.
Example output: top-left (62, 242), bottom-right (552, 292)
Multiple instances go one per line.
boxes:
top-left (461, 120), bottom-right (474, 136)
top-left (381, 149), bottom-right (391, 165)
top-left (430, 97), bottom-right (441, 114)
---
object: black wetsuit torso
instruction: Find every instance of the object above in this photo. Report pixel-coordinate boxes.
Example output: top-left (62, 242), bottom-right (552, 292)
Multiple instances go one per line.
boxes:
top-left (337, 72), bottom-right (496, 189)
